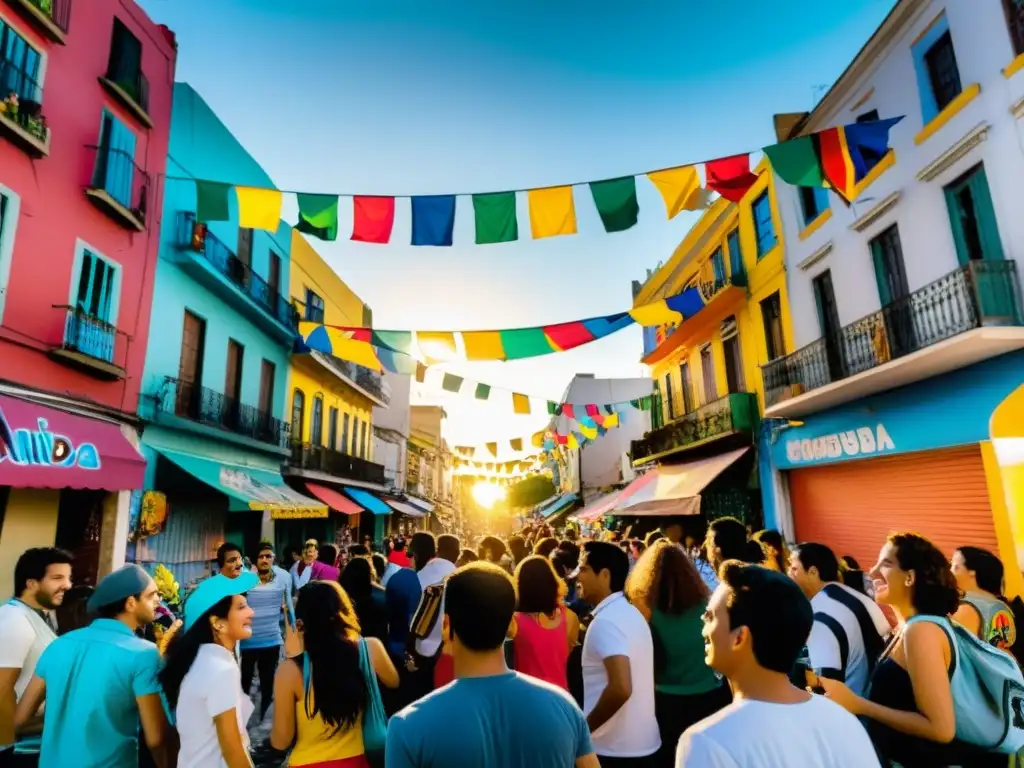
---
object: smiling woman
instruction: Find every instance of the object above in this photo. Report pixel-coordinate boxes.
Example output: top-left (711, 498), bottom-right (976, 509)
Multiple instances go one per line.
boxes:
top-left (472, 481), bottom-right (507, 509)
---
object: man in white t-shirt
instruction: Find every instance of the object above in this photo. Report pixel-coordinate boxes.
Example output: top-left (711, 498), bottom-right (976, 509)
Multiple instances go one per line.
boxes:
top-left (676, 561), bottom-right (880, 767)
top-left (0, 547), bottom-right (72, 764)
top-left (788, 543), bottom-right (891, 696)
top-left (573, 541), bottom-right (660, 765)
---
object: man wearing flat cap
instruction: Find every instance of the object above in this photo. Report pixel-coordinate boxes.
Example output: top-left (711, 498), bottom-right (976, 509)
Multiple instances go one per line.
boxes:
top-left (12, 565), bottom-right (173, 768)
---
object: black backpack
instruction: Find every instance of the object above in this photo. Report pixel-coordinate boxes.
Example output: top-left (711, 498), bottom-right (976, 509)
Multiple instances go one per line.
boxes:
top-left (813, 584), bottom-right (888, 682)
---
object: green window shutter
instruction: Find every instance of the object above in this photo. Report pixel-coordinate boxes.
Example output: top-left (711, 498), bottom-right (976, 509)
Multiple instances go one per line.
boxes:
top-left (966, 166), bottom-right (1004, 262)
top-left (944, 182), bottom-right (971, 267)
top-left (870, 239), bottom-right (892, 307)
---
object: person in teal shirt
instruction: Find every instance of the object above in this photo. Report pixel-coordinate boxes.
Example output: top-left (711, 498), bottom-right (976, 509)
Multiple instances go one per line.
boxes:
top-left (14, 565), bottom-right (172, 768)
top-left (385, 562), bottom-right (598, 768)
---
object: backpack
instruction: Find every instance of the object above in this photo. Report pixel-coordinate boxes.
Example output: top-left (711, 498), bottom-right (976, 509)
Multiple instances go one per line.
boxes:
top-left (909, 615), bottom-right (1024, 754)
top-left (812, 583), bottom-right (888, 681)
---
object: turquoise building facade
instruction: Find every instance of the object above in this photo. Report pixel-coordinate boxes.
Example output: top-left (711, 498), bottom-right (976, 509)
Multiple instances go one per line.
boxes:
top-left (131, 82), bottom-right (323, 585)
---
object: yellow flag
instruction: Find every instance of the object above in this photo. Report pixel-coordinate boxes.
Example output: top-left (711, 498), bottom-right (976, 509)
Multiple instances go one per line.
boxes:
top-left (647, 166), bottom-right (700, 219)
top-left (567, 434), bottom-right (579, 449)
top-left (417, 332), bottom-right (458, 364)
top-left (235, 186), bottom-right (283, 231)
top-left (486, 442), bottom-right (498, 458)
top-left (531, 431), bottom-right (545, 448)
top-left (527, 186), bottom-right (577, 239)
top-left (512, 393), bottom-right (531, 415)
top-left (462, 331), bottom-right (505, 361)
top-left (604, 412), bottom-right (620, 429)
top-left (579, 423), bottom-right (597, 440)
top-left (629, 300), bottom-right (683, 327)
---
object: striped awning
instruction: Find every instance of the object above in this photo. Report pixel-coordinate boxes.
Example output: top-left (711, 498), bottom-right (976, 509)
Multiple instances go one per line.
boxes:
top-left (343, 487), bottom-right (392, 515)
top-left (539, 492), bottom-right (578, 520)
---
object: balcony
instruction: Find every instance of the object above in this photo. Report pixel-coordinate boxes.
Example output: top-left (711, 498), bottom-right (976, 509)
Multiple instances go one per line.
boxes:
top-left (84, 144), bottom-right (149, 231)
top-left (6, 0), bottom-right (71, 43)
top-left (48, 306), bottom-right (128, 380)
top-left (0, 63), bottom-right (49, 157)
top-left (305, 350), bottom-right (390, 407)
top-left (177, 213), bottom-right (299, 342)
top-left (763, 261), bottom-right (1024, 418)
top-left (631, 392), bottom-right (759, 467)
top-left (287, 442), bottom-right (387, 486)
top-left (155, 376), bottom-right (290, 449)
top-left (98, 63), bottom-right (151, 128)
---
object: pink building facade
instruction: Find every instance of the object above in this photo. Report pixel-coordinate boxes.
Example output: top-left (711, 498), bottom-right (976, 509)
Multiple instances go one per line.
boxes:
top-left (0, 0), bottom-right (176, 596)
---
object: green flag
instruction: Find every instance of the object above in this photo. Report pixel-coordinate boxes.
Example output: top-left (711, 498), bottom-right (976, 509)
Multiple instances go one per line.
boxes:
top-left (472, 192), bottom-right (518, 244)
top-left (589, 177), bottom-right (638, 233)
top-left (474, 383), bottom-right (491, 400)
top-left (195, 180), bottom-right (232, 222)
top-left (547, 401), bottom-right (558, 416)
top-left (762, 136), bottom-right (826, 187)
top-left (296, 193), bottom-right (340, 241)
top-left (442, 373), bottom-right (464, 393)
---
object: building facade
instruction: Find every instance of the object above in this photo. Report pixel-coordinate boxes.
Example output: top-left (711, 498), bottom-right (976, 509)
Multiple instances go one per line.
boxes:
top-left (131, 83), bottom-right (323, 586)
top-left (373, 370), bottom-right (412, 494)
top-left (628, 161), bottom-right (792, 531)
top-left (408, 405), bottom-right (451, 532)
top-left (762, 0), bottom-right (1024, 593)
top-left (285, 229), bottom-right (401, 548)
top-left (0, 0), bottom-right (176, 596)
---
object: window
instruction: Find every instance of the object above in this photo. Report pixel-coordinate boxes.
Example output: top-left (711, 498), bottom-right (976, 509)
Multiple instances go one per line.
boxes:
top-left (760, 292), bottom-right (785, 361)
top-left (679, 362), bottom-right (695, 414)
top-left (856, 109), bottom-right (880, 123)
top-left (813, 271), bottom-right (844, 381)
top-left (0, 21), bottom-right (42, 107)
top-left (224, 340), bottom-right (243, 403)
top-left (291, 389), bottom-right (305, 442)
top-left (663, 373), bottom-right (675, 421)
top-left (310, 394), bottom-right (324, 445)
top-left (699, 345), bottom-right (716, 404)
top-left (352, 417), bottom-right (362, 456)
top-left (328, 407), bottom-right (338, 450)
top-left (305, 289), bottom-right (325, 323)
top-left (721, 318), bottom-right (745, 393)
top-left (710, 247), bottom-right (726, 290)
top-left (912, 17), bottom-right (962, 122)
top-left (726, 228), bottom-right (742, 281)
top-left (360, 421), bottom-right (368, 459)
top-left (71, 246), bottom-right (121, 360)
top-left (267, 251), bottom-right (281, 299)
top-left (106, 18), bottom-right (147, 111)
top-left (799, 186), bottom-right (830, 226)
top-left (0, 187), bottom-right (17, 323)
top-left (869, 225), bottom-right (910, 306)
top-left (258, 360), bottom-right (275, 416)
top-left (751, 191), bottom-right (777, 258)
top-left (944, 164), bottom-right (1004, 264)
top-left (342, 412), bottom-right (350, 454)
top-left (176, 311), bottom-right (206, 418)
top-left (1005, 0), bottom-right (1024, 57)
top-left (94, 111), bottom-right (138, 209)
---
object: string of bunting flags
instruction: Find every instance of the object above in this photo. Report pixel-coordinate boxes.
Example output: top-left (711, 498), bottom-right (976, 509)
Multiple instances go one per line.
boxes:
top-left (415, 364), bottom-right (654, 418)
top-left (179, 116), bottom-right (902, 247)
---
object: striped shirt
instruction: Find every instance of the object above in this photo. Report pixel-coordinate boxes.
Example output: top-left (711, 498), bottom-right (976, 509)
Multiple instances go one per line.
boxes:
top-left (240, 570), bottom-right (293, 650)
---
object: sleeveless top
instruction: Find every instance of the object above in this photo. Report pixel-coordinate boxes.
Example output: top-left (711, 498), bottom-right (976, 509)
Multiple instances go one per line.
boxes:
top-left (962, 591), bottom-right (1017, 650)
top-left (650, 603), bottom-right (720, 696)
top-left (288, 656), bottom-right (365, 766)
top-left (512, 605), bottom-right (570, 691)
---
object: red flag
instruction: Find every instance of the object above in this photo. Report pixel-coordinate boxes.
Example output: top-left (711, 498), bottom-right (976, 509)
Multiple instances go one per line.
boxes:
top-left (585, 404), bottom-right (599, 417)
top-left (352, 196), bottom-right (395, 243)
top-left (556, 433), bottom-right (568, 445)
top-left (705, 155), bottom-right (759, 203)
top-left (562, 403), bottom-right (575, 419)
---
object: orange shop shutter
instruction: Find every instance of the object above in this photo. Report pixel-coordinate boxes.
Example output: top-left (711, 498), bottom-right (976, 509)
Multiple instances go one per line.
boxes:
top-left (789, 445), bottom-right (998, 569)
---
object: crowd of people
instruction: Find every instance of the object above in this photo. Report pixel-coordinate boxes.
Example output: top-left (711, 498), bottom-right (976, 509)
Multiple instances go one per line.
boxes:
top-left (1, 515), bottom-right (1023, 767)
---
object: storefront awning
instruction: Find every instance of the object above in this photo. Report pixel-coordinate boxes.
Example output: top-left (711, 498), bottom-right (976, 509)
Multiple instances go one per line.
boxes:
top-left (155, 448), bottom-right (328, 519)
top-left (406, 495), bottom-right (435, 513)
top-left (344, 486), bottom-right (392, 515)
top-left (571, 489), bottom-right (624, 522)
top-left (385, 498), bottom-right (427, 517)
top-left (616, 447), bottom-right (749, 516)
top-left (0, 393), bottom-right (146, 491)
top-left (305, 482), bottom-right (363, 515)
top-left (540, 492), bottom-right (578, 520)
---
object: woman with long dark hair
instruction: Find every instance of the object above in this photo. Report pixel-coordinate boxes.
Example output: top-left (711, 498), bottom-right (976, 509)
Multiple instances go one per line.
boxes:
top-left (338, 557), bottom-right (388, 642)
top-left (821, 533), bottom-right (1002, 766)
top-left (625, 540), bottom-right (731, 768)
top-left (512, 555), bottom-right (579, 691)
top-left (270, 581), bottom-right (399, 766)
top-left (159, 573), bottom-right (258, 768)
top-left (951, 545), bottom-right (1015, 649)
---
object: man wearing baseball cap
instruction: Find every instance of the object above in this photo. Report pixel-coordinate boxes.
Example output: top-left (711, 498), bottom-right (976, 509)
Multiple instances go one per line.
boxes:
top-left (13, 565), bottom-right (172, 768)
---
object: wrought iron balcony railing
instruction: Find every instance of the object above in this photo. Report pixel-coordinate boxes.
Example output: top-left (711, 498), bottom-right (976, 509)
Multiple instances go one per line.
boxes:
top-left (180, 213), bottom-right (299, 330)
top-left (157, 376), bottom-right (290, 448)
top-left (10, 0), bottom-right (71, 38)
top-left (85, 144), bottom-right (150, 230)
top-left (49, 306), bottom-right (129, 379)
top-left (0, 62), bottom-right (48, 152)
top-left (288, 442), bottom-right (386, 485)
top-left (631, 392), bottom-right (759, 465)
top-left (310, 351), bottom-right (391, 405)
top-left (762, 261), bottom-right (1024, 408)
top-left (104, 58), bottom-right (149, 113)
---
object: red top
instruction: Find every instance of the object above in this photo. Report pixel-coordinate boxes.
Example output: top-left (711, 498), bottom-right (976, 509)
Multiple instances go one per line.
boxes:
top-left (512, 605), bottom-right (569, 691)
top-left (389, 551), bottom-right (411, 568)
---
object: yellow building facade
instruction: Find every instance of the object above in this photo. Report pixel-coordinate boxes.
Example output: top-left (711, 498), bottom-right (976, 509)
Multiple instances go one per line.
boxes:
top-left (634, 160), bottom-right (795, 423)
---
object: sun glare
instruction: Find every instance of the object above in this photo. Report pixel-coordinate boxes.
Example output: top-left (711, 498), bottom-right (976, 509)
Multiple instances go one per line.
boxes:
top-left (471, 482), bottom-right (507, 509)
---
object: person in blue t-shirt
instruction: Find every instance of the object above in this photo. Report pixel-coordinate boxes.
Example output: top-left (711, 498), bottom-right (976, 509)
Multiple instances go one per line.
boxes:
top-left (385, 562), bottom-right (598, 768)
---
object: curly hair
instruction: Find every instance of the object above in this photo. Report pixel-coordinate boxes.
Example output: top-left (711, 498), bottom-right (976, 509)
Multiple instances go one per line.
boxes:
top-left (889, 532), bottom-right (960, 617)
top-left (625, 540), bottom-right (709, 615)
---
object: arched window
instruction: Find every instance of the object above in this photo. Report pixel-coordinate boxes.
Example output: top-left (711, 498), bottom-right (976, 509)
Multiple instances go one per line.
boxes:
top-left (310, 393), bottom-right (324, 445)
top-left (291, 389), bottom-right (305, 442)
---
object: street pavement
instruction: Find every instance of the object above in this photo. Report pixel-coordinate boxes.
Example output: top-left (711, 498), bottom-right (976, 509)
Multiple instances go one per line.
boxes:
top-left (246, 675), bottom-right (286, 768)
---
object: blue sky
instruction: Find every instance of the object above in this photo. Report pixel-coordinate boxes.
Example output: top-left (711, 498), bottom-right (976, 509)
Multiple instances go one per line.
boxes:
top-left (139, 0), bottom-right (895, 451)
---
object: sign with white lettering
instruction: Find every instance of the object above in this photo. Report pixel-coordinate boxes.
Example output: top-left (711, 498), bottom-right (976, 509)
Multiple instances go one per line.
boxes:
top-left (784, 424), bottom-right (895, 465)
